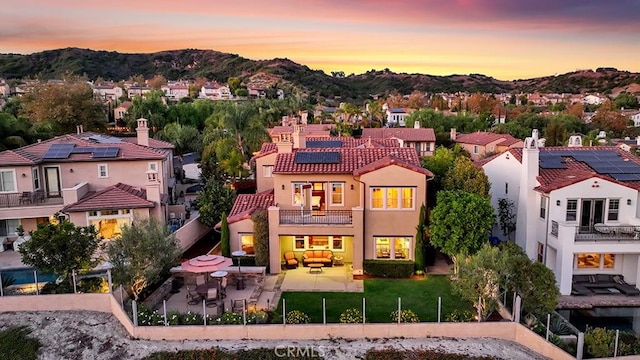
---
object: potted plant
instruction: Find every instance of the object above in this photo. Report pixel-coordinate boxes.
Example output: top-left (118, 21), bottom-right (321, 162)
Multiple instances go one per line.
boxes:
top-left (15, 224), bottom-right (24, 237)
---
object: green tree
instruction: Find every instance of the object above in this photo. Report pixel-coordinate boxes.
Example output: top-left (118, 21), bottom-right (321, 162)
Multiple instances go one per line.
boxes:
top-left (155, 122), bottom-right (202, 155)
top-left (104, 217), bottom-right (180, 300)
top-left (125, 90), bottom-right (167, 129)
top-left (454, 244), bottom-right (501, 320)
top-left (196, 179), bottom-right (236, 228)
top-left (220, 212), bottom-right (230, 258)
top-left (614, 92), bottom-right (639, 109)
top-left (443, 157), bottom-right (491, 198)
top-left (19, 217), bottom-right (100, 286)
top-left (227, 77), bottom-right (241, 94)
top-left (429, 190), bottom-right (495, 272)
top-left (252, 209), bottom-right (269, 267)
top-left (497, 198), bottom-right (516, 240)
top-left (414, 205), bottom-right (426, 273)
top-left (543, 120), bottom-right (567, 146)
top-left (365, 100), bottom-right (385, 127)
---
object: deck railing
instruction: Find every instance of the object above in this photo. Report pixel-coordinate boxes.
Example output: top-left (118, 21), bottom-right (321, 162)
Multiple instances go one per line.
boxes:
top-left (575, 225), bottom-right (640, 241)
top-left (0, 191), bottom-right (64, 208)
top-left (279, 210), bottom-right (353, 225)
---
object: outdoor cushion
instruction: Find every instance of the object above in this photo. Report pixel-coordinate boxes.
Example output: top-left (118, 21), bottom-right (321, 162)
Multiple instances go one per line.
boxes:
top-left (597, 274), bottom-right (612, 283)
top-left (588, 275), bottom-right (598, 283)
top-left (613, 275), bottom-right (625, 285)
top-left (573, 275), bottom-right (590, 283)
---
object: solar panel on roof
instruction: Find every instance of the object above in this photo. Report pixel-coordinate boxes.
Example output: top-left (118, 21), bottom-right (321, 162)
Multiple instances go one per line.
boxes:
top-left (306, 140), bottom-right (343, 148)
top-left (294, 151), bottom-right (340, 164)
top-left (43, 143), bottom-right (75, 159)
top-left (612, 173), bottom-right (640, 181)
top-left (92, 147), bottom-right (120, 158)
top-left (71, 147), bottom-right (96, 154)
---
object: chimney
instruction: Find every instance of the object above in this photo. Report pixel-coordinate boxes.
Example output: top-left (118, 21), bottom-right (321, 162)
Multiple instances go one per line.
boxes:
top-left (136, 118), bottom-right (149, 147)
top-left (277, 139), bottom-right (293, 154)
top-left (281, 116), bottom-right (288, 127)
top-left (293, 125), bottom-right (306, 149)
top-left (450, 128), bottom-right (457, 141)
top-left (76, 125), bottom-right (84, 134)
top-left (414, 121), bottom-right (420, 129)
top-left (516, 129), bottom-right (540, 258)
top-left (301, 111), bottom-right (308, 125)
top-left (145, 170), bottom-right (163, 221)
top-left (568, 135), bottom-right (583, 147)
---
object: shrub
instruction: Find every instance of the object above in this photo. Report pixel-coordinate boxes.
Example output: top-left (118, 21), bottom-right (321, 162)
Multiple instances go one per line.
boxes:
top-left (0, 325), bottom-right (42, 360)
top-left (363, 260), bottom-right (414, 278)
top-left (136, 304), bottom-right (164, 326)
top-left (285, 310), bottom-right (310, 324)
top-left (340, 308), bottom-right (364, 324)
top-left (214, 312), bottom-right (243, 325)
top-left (246, 310), bottom-right (269, 324)
top-left (390, 309), bottom-right (420, 323)
top-left (584, 326), bottom-right (635, 358)
top-left (444, 309), bottom-right (474, 322)
top-left (166, 311), bottom-right (181, 325)
top-left (181, 311), bottom-right (204, 325)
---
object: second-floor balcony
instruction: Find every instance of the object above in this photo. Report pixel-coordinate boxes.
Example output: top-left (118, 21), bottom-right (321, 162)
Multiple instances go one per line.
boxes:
top-left (279, 210), bottom-right (353, 225)
top-left (0, 191), bottom-right (64, 208)
top-left (572, 223), bottom-right (640, 241)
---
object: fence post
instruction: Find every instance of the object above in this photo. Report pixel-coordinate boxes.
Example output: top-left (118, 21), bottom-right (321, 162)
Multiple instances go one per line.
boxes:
top-left (614, 329), bottom-right (620, 358)
top-left (72, 270), bottom-right (77, 294)
top-left (322, 298), bottom-right (326, 325)
top-left (202, 300), bottom-right (207, 326)
top-left (120, 286), bottom-right (124, 309)
top-left (242, 299), bottom-right (247, 326)
top-left (362, 298), bottom-right (366, 324)
top-left (0, 272), bottom-right (3, 297)
top-left (513, 296), bottom-right (522, 323)
top-left (107, 269), bottom-right (113, 293)
top-left (163, 300), bottom-right (168, 326)
top-left (132, 300), bottom-right (138, 326)
top-left (437, 297), bottom-right (441, 323)
top-left (477, 296), bottom-right (482, 322)
top-left (34, 270), bottom-right (39, 295)
top-left (397, 297), bottom-right (401, 324)
top-left (576, 332), bottom-right (584, 360)
top-left (282, 299), bottom-right (286, 325)
top-left (512, 293), bottom-right (517, 321)
top-left (546, 314), bottom-right (550, 341)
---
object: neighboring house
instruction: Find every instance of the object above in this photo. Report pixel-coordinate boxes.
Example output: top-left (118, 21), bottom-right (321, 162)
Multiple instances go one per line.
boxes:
top-left (199, 83), bottom-right (232, 100)
top-left (382, 104), bottom-right (413, 127)
top-left (583, 94), bottom-right (608, 106)
top-left (127, 86), bottom-right (152, 98)
top-left (223, 125), bottom-right (431, 276)
top-left (451, 129), bottom-right (524, 160)
top-left (0, 81), bottom-right (10, 97)
top-left (361, 123), bottom-right (436, 157)
top-left (630, 111), bottom-right (640, 127)
top-left (92, 84), bottom-right (124, 101)
top-left (248, 87), bottom-right (266, 99)
top-left (161, 84), bottom-right (189, 102)
top-left (113, 101), bottom-right (132, 122)
top-left (483, 130), bottom-right (640, 295)
top-left (0, 119), bottom-right (175, 242)
top-left (268, 124), bottom-right (333, 143)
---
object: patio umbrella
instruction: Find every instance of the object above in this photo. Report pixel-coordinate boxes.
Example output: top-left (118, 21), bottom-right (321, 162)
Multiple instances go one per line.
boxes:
top-left (179, 254), bottom-right (233, 274)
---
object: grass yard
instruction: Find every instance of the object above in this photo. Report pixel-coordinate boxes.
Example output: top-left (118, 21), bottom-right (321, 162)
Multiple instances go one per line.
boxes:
top-left (275, 275), bottom-right (472, 323)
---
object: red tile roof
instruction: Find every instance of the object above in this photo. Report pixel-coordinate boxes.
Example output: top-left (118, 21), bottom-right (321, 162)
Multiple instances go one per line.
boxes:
top-left (274, 147), bottom-right (422, 175)
top-left (62, 183), bottom-right (155, 212)
top-left (269, 124), bottom-right (333, 136)
top-left (0, 133), bottom-right (167, 166)
top-left (361, 128), bottom-right (436, 142)
top-left (455, 132), bottom-right (522, 147)
top-left (120, 137), bottom-right (175, 149)
top-left (220, 190), bottom-right (275, 226)
top-left (353, 155), bottom-right (433, 177)
top-left (306, 137), bottom-right (400, 148)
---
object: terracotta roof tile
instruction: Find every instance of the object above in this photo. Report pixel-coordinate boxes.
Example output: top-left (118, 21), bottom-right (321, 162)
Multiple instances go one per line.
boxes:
top-left (361, 128), bottom-right (436, 142)
top-left (353, 155), bottom-right (433, 177)
top-left (62, 183), bottom-right (155, 212)
top-left (221, 190), bottom-right (275, 226)
top-left (120, 137), bottom-right (175, 149)
top-left (274, 147), bottom-right (421, 175)
top-left (268, 124), bottom-right (333, 136)
top-left (455, 132), bottom-right (522, 146)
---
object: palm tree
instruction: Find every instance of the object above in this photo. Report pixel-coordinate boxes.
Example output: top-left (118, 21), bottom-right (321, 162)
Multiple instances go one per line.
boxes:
top-left (365, 101), bottom-right (385, 128)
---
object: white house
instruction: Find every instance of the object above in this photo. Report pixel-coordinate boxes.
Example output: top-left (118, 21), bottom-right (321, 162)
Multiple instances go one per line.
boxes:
top-left (161, 83), bottom-right (190, 101)
top-left (630, 111), bottom-right (640, 127)
top-left (199, 83), bottom-right (232, 100)
top-left (382, 104), bottom-right (412, 127)
top-left (483, 130), bottom-right (640, 295)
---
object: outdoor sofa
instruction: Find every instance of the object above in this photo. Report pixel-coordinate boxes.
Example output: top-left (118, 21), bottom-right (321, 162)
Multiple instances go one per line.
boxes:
top-left (302, 250), bottom-right (333, 267)
top-left (572, 274), bottom-right (640, 296)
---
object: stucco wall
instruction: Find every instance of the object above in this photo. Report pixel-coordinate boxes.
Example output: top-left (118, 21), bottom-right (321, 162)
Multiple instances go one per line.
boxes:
top-left (274, 174), bottom-right (360, 211)
top-left (482, 151), bottom-right (522, 241)
top-left (255, 153), bottom-right (277, 193)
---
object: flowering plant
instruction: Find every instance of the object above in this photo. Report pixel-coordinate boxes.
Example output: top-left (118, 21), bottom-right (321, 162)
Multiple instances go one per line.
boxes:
top-left (285, 310), bottom-right (310, 324)
top-left (214, 312), bottom-right (243, 325)
top-left (339, 308), bottom-right (364, 324)
top-left (181, 311), bottom-right (204, 325)
top-left (390, 309), bottom-right (420, 323)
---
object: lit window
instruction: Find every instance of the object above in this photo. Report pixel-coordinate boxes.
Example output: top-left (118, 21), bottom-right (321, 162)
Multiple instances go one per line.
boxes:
top-left (604, 254), bottom-right (615, 268)
top-left (375, 237), bottom-right (411, 259)
top-left (566, 200), bottom-right (578, 221)
top-left (371, 188), bottom-right (384, 209)
top-left (263, 165), bottom-right (273, 178)
top-left (330, 183), bottom-right (343, 206)
top-left (309, 236), bottom-right (329, 248)
top-left (577, 253), bottom-right (600, 268)
top-left (401, 188), bottom-right (414, 209)
top-left (386, 188), bottom-right (399, 208)
top-left (608, 199), bottom-right (619, 221)
top-left (292, 183), bottom-right (304, 205)
top-left (370, 187), bottom-right (415, 210)
top-left (240, 234), bottom-right (254, 254)
top-left (0, 170), bottom-right (16, 192)
top-left (294, 236), bottom-right (305, 250)
top-left (98, 164), bottom-right (108, 178)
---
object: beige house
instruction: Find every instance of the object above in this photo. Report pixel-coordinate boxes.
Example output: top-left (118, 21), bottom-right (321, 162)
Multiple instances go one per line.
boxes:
top-left (223, 126), bottom-right (431, 276)
top-left (451, 129), bottom-right (524, 160)
top-left (0, 119), bottom-right (175, 242)
top-left (361, 123), bottom-right (436, 157)
top-left (113, 101), bottom-right (132, 122)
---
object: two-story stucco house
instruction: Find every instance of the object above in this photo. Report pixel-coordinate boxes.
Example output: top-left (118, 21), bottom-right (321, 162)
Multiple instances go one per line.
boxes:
top-left (452, 129), bottom-right (524, 160)
top-left (483, 130), bottom-right (640, 295)
top-left (361, 123), bottom-right (436, 157)
top-left (0, 119), bottom-right (175, 248)
top-left (222, 125), bottom-right (431, 276)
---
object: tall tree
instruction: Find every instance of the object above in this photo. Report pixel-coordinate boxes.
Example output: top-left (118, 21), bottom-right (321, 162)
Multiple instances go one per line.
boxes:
top-left (429, 190), bottom-right (495, 273)
top-left (155, 122), bottom-right (202, 155)
top-left (543, 120), bottom-right (567, 146)
top-left (454, 243), bottom-right (502, 320)
top-left (196, 180), bottom-right (236, 228)
top-left (220, 213), bottom-right (231, 258)
top-left (443, 157), bottom-right (491, 198)
top-left (252, 209), bottom-right (270, 267)
top-left (414, 205), bottom-right (426, 273)
top-left (19, 217), bottom-right (100, 287)
top-left (105, 217), bottom-right (180, 300)
top-left (125, 90), bottom-right (167, 129)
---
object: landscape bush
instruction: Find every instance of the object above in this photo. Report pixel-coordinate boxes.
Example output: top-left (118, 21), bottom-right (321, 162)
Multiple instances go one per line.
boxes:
top-left (390, 309), bottom-right (420, 323)
top-left (0, 325), bottom-right (42, 360)
top-left (40, 276), bottom-right (109, 294)
top-left (339, 308), bottom-right (364, 324)
top-left (444, 309), bottom-right (475, 322)
top-left (584, 326), bottom-right (637, 358)
top-left (363, 260), bottom-right (414, 278)
top-left (285, 310), bottom-right (310, 324)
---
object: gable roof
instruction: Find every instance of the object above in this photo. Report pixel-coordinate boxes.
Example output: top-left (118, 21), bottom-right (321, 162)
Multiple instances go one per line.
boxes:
top-left (268, 124), bottom-right (333, 136)
top-left (361, 128), bottom-right (436, 142)
top-left (62, 183), bottom-right (155, 212)
top-left (353, 155), bottom-right (433, 177)
top-left (274, 147), bottom-right (423, 175)
top-left (455, 132), bottom-right (522, 147)
top-left (219, 190), bottom-right (275, 226)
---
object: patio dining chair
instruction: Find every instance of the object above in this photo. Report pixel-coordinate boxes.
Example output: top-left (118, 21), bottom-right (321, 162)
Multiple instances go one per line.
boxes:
top-left (195, 275), bottom-right (206, 287)
top-left (186, 286), bottom-right (201, 305)
top-left (205, 288), bottom-right (218, 307)
top-left (231, 299), bottom-right (245, 313)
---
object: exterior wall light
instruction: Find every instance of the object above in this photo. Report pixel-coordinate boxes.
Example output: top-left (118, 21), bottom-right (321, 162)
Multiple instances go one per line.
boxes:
top-left (281, 184), bottom-right (285, 190)
top-left (628, 199), bottom-right (632, 205)
top-left (556, 200), bottom-right (561, 206)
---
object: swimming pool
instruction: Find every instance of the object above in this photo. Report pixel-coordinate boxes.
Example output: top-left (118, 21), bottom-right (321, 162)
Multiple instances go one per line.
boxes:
top-left (558, 307), bottom-right (640, 334)
top-left (0, 268), bottom-right (57, 285)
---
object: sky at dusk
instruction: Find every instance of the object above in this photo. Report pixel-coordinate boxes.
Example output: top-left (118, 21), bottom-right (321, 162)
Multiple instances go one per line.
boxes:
top-left (1, 0), bottom-right (639, 80)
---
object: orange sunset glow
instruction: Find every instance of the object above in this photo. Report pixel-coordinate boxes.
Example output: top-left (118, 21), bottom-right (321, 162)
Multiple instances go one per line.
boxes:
top-left (1, 0), bottom-right (639, 80)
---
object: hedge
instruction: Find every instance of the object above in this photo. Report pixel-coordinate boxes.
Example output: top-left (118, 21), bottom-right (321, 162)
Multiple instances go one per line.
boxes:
top-left (363, 260), bottom-right (415, 278)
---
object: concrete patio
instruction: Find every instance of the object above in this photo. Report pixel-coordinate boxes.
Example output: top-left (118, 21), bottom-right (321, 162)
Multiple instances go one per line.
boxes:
top-left (279, 264), bottom-right (363, 292)
top-left (0, 250), bottom-right (25, 269)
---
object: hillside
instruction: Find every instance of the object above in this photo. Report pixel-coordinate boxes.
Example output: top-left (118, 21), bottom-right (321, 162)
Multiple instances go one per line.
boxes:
top-left (1, 48), bottom-right (639, 101)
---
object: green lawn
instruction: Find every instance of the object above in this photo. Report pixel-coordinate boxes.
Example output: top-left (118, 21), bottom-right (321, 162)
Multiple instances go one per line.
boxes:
top-left (275, 275), bottom-right (472, 323)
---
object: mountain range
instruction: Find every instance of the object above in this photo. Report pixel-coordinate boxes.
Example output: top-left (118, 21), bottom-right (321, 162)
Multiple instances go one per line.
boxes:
top-left (1, 48), bottom-right (639, 101)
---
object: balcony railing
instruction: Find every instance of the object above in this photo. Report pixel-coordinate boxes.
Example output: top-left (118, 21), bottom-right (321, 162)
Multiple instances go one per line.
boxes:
top-left (0, 191), bottom-right (64, 208)
top-left (575, 225), bottom-right (640, 241)
top-left (279, 210), bottom-right (353, 225)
